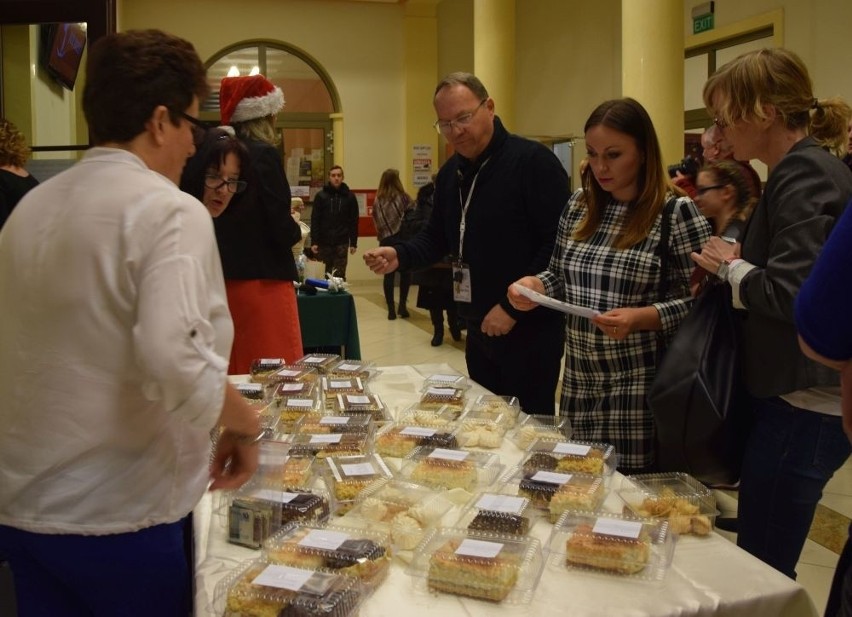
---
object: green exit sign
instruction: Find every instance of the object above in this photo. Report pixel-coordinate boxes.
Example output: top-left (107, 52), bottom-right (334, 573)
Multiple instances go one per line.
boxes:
top-left (693, 13), bottom-right (715, 34)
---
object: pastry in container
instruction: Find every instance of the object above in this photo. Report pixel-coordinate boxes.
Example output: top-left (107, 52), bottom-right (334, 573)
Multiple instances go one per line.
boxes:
top-left (263, 522), bottom-right (392, 593)
top-left (397, 404), bottom-right (462, 427)
top-left (226, 481), bottom-right (332, 549)
top-left (214, 558), bottom-right (362, 617)
top-left (270, 380), bottom-right (317, 402)
top-left (322, 453), bottom-right (394, 514)
top-left (320, 376), bottom-right (366, 404)
top-left (256, 442), bottom-right (314, 489)
top-left (618, 487), bottom-right (717, 536)
top-left (249, 358), bottom-right (289, 383)
top-left (400, 446), bottom-right (502, 492)
top-left (294, 353), bottom-right (341, 374)
top-left (264, 364), bottom-right (320, 388)
top-left (501, 465), bottom-right (606, 522)
top-left (418, 385), bottom-right (467, 413)
top-left (524, 438), bottom-right (617, 480)
top-left (340, 480), bottom-right (454, 550)
top-left (469, 394), bottom-right (521, 427)
top-left (454, 416), bottom-right (506, 449)
top-left (506, 413), bottom-right (572, 449)
top-left (546, 511), bottom-right (674, 581)
top-left (332, 393), bottom-right (390, 422)
top-left (327, 359), bottom-right (376, 381)
top-left (455, 492), bottom-right (533, 536)
top-left (293, 413), bottom-right (373, 436)
top-left (236, 381), bottom-right (267, 401)
top-left (375, 423), bottom-right (458, 458)
top-left (288, 431), bottom-right (372, 459)
top-left (405, 527), bottom-right (544, 604)
top-left (276, 393), bottom-right (321, 427)
top-left (419, 371), bottom-right (469, 389)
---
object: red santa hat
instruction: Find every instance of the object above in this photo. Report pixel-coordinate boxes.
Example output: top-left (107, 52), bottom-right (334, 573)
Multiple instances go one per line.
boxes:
top-left (219, 74), bottom-right (285, 125)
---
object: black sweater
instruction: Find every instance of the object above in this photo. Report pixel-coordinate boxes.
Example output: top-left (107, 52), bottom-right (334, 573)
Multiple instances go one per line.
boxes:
top-left (396, 117), bottom-right (571, 323)
top-left (310, 181), bottom-right (360, 248)
top-left (214, 139), bottom-right (300, 280)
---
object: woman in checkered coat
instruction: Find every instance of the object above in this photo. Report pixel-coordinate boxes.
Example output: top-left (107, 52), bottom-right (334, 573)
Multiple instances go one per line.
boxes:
top-left (509, 98), bottom-right (711, 472)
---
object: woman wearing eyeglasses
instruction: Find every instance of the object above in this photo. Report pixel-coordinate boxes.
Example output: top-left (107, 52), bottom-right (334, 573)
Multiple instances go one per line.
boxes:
top-left (181, 128), bottom-right (250, 219)
top-left (693, 159), bottom-right (760, 239)
top-left (691, 48), bottom-right (852, 581)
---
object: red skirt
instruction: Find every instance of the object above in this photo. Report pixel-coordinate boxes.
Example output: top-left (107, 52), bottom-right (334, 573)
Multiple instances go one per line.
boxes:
top-left (225, 279), bottom-right (303, 375)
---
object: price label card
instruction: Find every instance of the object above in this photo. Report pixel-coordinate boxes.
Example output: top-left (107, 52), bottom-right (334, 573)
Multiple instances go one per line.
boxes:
top-left (329, 380), bottom-right (352, 389)
top-left (430, 374), bottom-right (461, 383)
top-left (249, 489), bottom-right (297, 503)
top-left (337, 363), bottom-right (360, 371)
top-left (346, 395), bottom-right (372, 405)
top-left (286, 399), bottom-right (314, 408)
top-left (553, 443), bottom-right (592, 457)
top-left (592, 518), bottom-right (642, 539)
top-left (310, 434), bottom-right (342, 444)
top-left (298, 529), bottom-right (349, 551)
top-left (252, 564), bottom-right (313, 591)
top-left (238, 383), bottom-right (263, 393)
top-left (455, 539), bottom-right (503, 559)
top-left (475, 494), bottom-right (526, 514)
top-left (531, 471), bottom-right (572, 485)
top-left (426, 387), bottom-right (457, 397)
top-left (341, 462), bottom-right (376, 476)
top-left (320, 416), bottom-right (349, 425)
top-left (428, 448), bottom-right (469, 462)
top-left (259, 358), bottom-right (283, 366)
top-left (279, 383), bottom-right (304, 392)
top-left (302, 356), bottom-right (325, 364)
top-left (276, 369), bottom-right (302, 378)
top-left (400, 426), bottom-right (437, 437)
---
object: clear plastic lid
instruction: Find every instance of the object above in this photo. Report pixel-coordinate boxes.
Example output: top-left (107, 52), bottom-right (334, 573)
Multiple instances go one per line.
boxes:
top-left (293, 413), bottom-right (374, 436)
top-left (263, 522), bottom-right (392, 592)
top-left (256, 443), bottom-right (314, 490)
top-left (419, 371), bottom-right (469, 389)
top-left (418, 385), bottom-right (467, 411)
top-left (265, 364), bottom-right (320, 386)
top-left (270, 380), bottom-right (317, 401)
top-left (400, 446), bottom-right (503, 492)
top-left (375, 423), bottom-right (459, 459)
top-left (405, 527), bottom-right (544, 604)
top-left (506, 413), bottom-right (572, 449)
top-left (621, 471), bottom-right (713, 498)
top-left (470, 394), bottom-right (521, 427)
top-left (249, 358), bottom-right (289, 382)
top-left (546, 511), bottom-right (674, 582)
top-left (333, 393), bottom-right (390, 422)
top-left (340, 480), bottom-right (454, 551)
top-left (398, 404), bottom-right (462, 427)
top-left (226, 482), bottom-right (332, 549)
top-left (321, 376), bottom-right (365, 400)
top-left (525, 438), bottom-right (617, 479)
top-left (500, 465), bottom-right (606, 523)
top-left (327, 359), bottom-right (377, 380)
top-left (288, 431), bottom-right (373, 459)
top-left (275, 391), bottom-right (322, 427)
top-left (236, 381), bottom-right (267, 401)
top-left (322, 453), bottom-right (394, 512)
top-left (454, 416), bottom-right (507, 449)
top-left (454, 492), bottom-right (533, 536)
top-left (617, 488), bottom-right (718, 537)
top-left (294, 353), bottom-right (342, 373)
top-left (213, 558), bottom-right (362, 617)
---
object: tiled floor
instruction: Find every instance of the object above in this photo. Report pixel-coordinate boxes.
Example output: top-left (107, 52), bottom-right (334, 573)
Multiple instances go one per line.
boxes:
top-left (350, 278), bottom-right (851, 615)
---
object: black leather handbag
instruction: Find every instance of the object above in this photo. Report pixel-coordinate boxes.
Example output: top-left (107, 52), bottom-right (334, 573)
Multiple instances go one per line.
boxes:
top-left (648, 280), bottom-right (751, 485)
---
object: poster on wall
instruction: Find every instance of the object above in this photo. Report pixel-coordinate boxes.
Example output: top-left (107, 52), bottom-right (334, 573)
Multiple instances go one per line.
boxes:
top-left (412, 144), bottom-right (433, 188)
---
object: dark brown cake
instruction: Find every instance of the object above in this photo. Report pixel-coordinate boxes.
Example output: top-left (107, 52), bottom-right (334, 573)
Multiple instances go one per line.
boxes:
top-left (467, 510), bottom-right (529, 535)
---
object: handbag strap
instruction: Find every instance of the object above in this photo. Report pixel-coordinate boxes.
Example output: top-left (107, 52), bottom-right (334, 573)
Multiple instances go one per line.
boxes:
top-left (657, 197), bottom-right (677, 303)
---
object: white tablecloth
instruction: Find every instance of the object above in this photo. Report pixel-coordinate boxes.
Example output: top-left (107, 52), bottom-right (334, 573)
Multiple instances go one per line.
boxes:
top-left (194, 364), bottom-right (818, 617)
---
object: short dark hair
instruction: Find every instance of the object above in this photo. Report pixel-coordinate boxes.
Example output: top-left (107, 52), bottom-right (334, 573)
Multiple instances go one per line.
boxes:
top-left (434, 72), bottom-right (489, 100)
top-left (83, 30), bottom-right (208, 144)
top-left (180, 128), bottom-right (251, 202)
top-left (329, 165), bottom-right (344, 175)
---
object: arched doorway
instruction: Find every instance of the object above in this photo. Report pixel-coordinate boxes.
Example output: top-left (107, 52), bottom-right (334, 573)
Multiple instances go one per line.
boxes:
top-left (202, 40), bottom-right (340, 203)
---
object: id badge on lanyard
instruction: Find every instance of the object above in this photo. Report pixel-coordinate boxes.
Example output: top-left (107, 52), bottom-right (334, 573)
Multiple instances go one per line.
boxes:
top-left (452, 263), bottom-right (472, 302)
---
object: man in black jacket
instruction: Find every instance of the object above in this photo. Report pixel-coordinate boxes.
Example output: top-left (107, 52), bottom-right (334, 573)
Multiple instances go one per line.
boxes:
top-left (310, 165), bottom-right (359, 279)
top-left (364, 72), bottom-right (570, 413)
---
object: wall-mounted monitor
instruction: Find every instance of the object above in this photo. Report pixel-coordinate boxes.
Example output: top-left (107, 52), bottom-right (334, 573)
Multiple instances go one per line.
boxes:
top-left (40, 23), bottom-right (87, 91)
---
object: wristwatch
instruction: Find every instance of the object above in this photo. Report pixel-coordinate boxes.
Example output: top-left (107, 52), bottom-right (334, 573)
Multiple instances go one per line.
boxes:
top-left (715, 256), bottom-right (737, 282)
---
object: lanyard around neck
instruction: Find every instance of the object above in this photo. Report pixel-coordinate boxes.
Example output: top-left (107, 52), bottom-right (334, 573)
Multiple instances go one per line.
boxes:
top-left (456, 157), bottom-right (490, 263)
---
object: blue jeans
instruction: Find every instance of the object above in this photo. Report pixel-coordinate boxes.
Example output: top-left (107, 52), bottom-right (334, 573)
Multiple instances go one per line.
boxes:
top-left (0, 518), bottom-right (191, 617)
top-left (737, 397), bottom-right (850, 579)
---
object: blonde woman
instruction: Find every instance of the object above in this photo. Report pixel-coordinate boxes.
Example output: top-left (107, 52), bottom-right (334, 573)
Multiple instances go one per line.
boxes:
top-left (372, 168), bottom-right (413, 320)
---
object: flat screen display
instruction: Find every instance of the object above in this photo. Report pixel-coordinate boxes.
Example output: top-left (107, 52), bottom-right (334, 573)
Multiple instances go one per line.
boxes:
top-left (42, 23), bottom-right (87, 91)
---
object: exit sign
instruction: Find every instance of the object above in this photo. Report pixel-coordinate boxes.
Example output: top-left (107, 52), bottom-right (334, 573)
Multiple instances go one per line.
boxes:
top-left (693, 13), bottom-right (715, 34)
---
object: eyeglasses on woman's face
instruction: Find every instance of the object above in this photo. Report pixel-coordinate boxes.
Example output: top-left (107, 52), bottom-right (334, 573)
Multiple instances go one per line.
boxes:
top-left (204, 174), bottom-right (247, 194)
top-left (695, 183), bottom-right (727, 197)
top-left (433, 99), bottom-right (487, 135)
top-left (179, 111), bottom-right (207, 147)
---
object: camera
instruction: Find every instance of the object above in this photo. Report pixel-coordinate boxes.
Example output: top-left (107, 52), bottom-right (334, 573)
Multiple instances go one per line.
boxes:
top-left (667, 155), bottom-right (700, 179)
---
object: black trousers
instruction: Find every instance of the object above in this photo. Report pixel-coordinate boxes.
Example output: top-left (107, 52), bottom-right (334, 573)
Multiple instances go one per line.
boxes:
top-left (464, 315), bottom-right (564, 414)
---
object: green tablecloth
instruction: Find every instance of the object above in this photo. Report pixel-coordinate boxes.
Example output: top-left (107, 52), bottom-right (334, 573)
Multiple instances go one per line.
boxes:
top-left (296, 290), bottom-right (361, 359)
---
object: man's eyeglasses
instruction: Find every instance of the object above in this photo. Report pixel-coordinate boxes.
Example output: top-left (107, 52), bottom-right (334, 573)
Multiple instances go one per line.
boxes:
top-left (434, 99), bottom-right (487, 135)
top-left (204, 174), bottom-right (247, 194)
top-left (695, 184), bottom-right (726, 196)
top-left (179, 111), bottom-right (207, 146)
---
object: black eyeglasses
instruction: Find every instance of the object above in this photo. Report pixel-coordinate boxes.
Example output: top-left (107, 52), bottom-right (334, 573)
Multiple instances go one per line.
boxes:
top-left (434, 99), bottom-right (488, 135)
top-left (179, 111), bottom-right (207, 146)
top-left (695, 184), bottom-right (726, 196)
top-left (204, 174), bottom-right (247, 194)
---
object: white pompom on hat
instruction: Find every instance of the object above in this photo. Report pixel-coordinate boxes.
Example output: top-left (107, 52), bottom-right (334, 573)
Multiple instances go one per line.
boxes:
top-left (219, 74), bottom-right (285, 125)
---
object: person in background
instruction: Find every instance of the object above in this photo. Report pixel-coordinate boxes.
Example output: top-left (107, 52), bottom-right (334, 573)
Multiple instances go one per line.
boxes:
top-left (410, 178), bottom-right (461, 346)
top-left (0, 118), bottom-right (39, 231)
top-left (310, 165), bottom-right (359, 279)
top-left (796, 202), bottom-right (852, 617)
top-left (180, 127), bottom-right (250, 220)
top-left (371, 167), bottom-right (414, 320)
top-left (692, 47), bottom-right (852, 579)
top-left (693, 159), bottom-right (760, 239)
top-left (0, 29), bottom-right (260, 616)
top-left (508, 98), bottom-right (711, 472)
top-left (843, 118), bottom-right (852, 173)
top-left (217, 74), bottom-right (303, 373)
top-left (291, 197), bottom-right (310, 262)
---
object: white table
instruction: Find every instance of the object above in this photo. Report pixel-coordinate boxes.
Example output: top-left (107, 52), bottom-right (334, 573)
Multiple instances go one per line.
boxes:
top-left (194, 364), bottom-right (818, 617)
